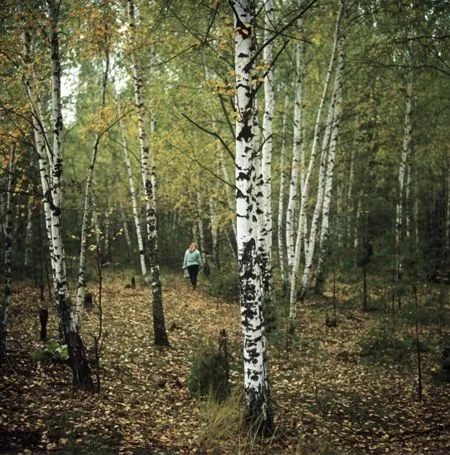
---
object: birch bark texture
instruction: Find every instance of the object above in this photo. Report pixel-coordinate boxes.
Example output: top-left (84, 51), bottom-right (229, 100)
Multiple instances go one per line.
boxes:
top-left (128, 0), bottom-right (169, 347)
top-left (230, 0), bottom-right (274, 434)
top-left (289, 0), bottom-right (344, 327)
top-left (20, 0), bottom-right (94, 389)
top-left (260, 0), bottom-right (274, 298)
top-left (119, 109), bottom-right (147, 277)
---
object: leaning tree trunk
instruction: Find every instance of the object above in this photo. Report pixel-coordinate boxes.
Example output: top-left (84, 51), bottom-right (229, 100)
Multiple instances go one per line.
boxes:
top-left (46, 0), bottom-right (94, 389)
top-left (76, 48), bottom-right (110, 318)
top-left (230, 0), bottom-right (274, 435)
top-left (119, 110), bottom-right (147, 276)
top-left (0, 145), bottom-right (15, 367)
top-left (300, 107), bottom-right (332, 298)
top-left (128, 0), bottom-right (169, 347)
top-left (288, 0), bottom-right (343, 330)
top-left (315, 28), bottom-right (345, 291)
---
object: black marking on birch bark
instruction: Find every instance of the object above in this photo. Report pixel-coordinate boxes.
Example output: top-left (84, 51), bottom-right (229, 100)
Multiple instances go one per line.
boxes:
top-left (237, 124), bottom-right (252, 142)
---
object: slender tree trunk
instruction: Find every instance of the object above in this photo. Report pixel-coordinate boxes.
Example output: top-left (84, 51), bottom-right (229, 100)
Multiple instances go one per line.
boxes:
top-left (289, 0), bottom-right (344, 329)
top-left (300, 91), bottom-right (334, 297)
top-left (119, 110), bottom-right (147, 276)
top-left (0, 145), bottom-right (15, 367)
top-left (277, 94), bottom-right (289, 291)
top-left (315, 9), bottom-right (346, 290)
top-left (47, 0), bottom-right (93, 389)
top-left (395, 69), bottom-right (413, 276)
top-left (286, 4), bottom-right (306, 270)
top-left (260, 0), bottom-right (274, 299)
top-left (75, 31), bottom-right (110, 316)
top-left (128, 0), bottom-right (169, 347)
top-left (230, 0), bottom-right (273, 434)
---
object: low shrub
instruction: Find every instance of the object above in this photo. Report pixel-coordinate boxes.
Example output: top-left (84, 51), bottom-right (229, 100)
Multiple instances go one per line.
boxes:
top-left (205, 268), bottom-right (240, 303)
top-left (32, 341), bottom-right (69, 363)
top-left (187, 343), bottom-right (230, 402)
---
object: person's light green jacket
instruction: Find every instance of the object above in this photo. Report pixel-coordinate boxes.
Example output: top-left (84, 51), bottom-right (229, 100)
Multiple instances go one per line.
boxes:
top-left (183, 249), bottom-right (202, 268)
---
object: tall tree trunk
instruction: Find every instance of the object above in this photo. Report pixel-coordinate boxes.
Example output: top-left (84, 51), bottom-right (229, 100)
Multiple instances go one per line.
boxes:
top-left (289, 0), bottom-right (344, 329)
top-left (315, 6), bottom-right (346, 291)
top-left (230, 0), bottom-right (273, 434)
top-left (395, 69), bottom-right (413, 276)
top-left (76, 49), bottom-right (109, 317)
top-left (47, 0), bottom-right (93, 389)
top-left (260, 0), bottom-right (274, 300)
top-left (128, 0), bottom-right (169, 347)
top-left (0, 145), bottom-right (15, 367)
top-left (300, 80), bottom-right (337, 297)
top-left (286, 3), bottom-right (306, 270)
top-left (277, 94), bottom-right (289, 291)
top-left (119, 110), bottom-right (147, 276)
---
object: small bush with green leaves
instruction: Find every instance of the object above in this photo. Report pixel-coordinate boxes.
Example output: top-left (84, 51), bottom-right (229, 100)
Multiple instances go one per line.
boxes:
top-left (205, 268), bottom-right (239, 303)
top-left (187, 344), bottom-right (229, 402)
top-left (32, 341), bottom-right (69, 363)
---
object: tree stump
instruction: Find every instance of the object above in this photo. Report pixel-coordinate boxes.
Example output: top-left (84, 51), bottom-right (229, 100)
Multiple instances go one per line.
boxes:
top-left (84, 292), bottom-right (94, 310)
top-left (39, 308), bottom-right (48, 341)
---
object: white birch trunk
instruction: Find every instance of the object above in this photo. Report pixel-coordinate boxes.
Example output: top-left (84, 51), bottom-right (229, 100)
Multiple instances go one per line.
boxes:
top-left (316, 35), bottom-right (345, 284)
top-left (231, 0), bottom-right (273, 433)
top-left (277, 94), bottom-right (289, 288)
top-left (128, 0), bottom-right (168, 346)
top-left (0, 145), bottom-right (15, 364)
top-left (289, 0), bottom-right (344, 325)
top-left (261, 0), bottom-right (274, 297)
top-left (46, 0), bottom-right (93, 389)
top-left (196, 189), bottom-right (208, 267)
top-left (300, 99), bottom-right (334, 296)
top-left (314, 10), bottom-right (346, 288)
top-left (118, 198), bottom-right (133, 252)
top-left (286, 5), bottom-right (306, 269)
top-left (395, 69), bottom-right (413, 275)
top-left (119, 111), bottom-right (147, 276)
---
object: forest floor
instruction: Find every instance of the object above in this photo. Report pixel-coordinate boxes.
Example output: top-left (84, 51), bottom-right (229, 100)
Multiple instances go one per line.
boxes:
top-left (0, 271), bottom-right (449, 454)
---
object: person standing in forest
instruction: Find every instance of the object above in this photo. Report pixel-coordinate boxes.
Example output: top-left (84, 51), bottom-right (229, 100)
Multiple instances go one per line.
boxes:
top-left (183, 242), bottom-right (202, 290)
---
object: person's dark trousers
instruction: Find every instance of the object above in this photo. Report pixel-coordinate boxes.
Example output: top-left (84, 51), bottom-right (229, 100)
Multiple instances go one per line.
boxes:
top-left (187, 265), bottom-right (200, 288)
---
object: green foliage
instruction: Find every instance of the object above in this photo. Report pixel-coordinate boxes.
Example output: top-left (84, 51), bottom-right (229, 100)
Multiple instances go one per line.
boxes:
top-left (32, 341), bottom-right (69, 363)
top-left (187, 343), bottom-right (229, 402)
top-left (205, 268), bottom-right (240, 303)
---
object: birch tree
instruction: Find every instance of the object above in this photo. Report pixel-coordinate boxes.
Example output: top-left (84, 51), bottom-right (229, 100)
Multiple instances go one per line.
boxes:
top-left (119, 110), bottom-right (147, 277)
top-left (395, 68), bottom-right (413, 277)
top-left (260, 0), bottom-right (274, 298)
top-left (289, 0), bottom-right (344, 329)
top-left (21, 0), bottom-right (94, 389)
top-left (230, 0), bottom-right (273, 434)
top-left (286, 1), bottom-right (306, 270)
top-left (277, 94), bottom-right (289, 291)
top-left (76, 32), bottom-right (110, 317)
top-left (128, 0), bottom-right (169, 347)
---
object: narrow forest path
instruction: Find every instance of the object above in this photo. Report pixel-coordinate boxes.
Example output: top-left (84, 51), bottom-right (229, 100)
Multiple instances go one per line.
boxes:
top-left (0, 272), bottom-right (448, 454)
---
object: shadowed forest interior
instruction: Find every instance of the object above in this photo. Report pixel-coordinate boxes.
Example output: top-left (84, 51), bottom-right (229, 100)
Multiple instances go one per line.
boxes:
top-left (0, 0), bottom-right (449, 453)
